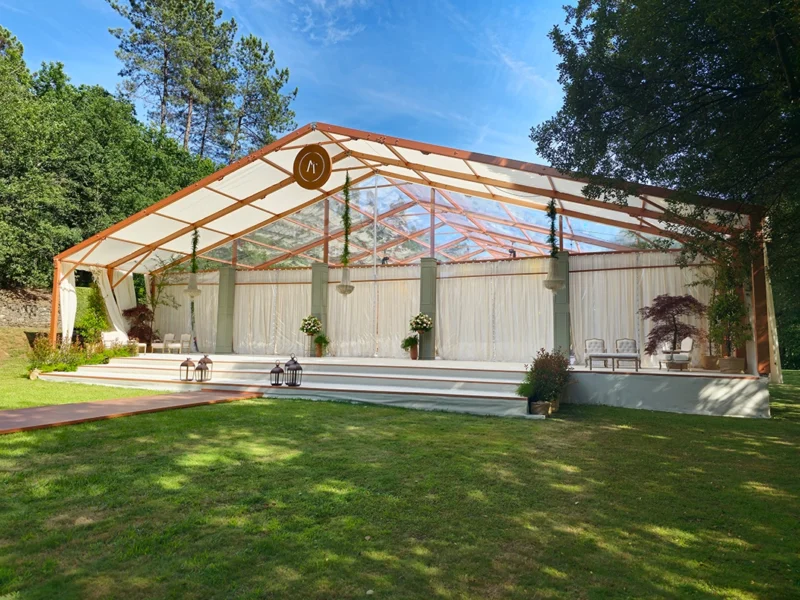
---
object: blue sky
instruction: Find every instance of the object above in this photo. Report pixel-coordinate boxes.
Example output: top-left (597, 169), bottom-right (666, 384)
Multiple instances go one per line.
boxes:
top-left (2, 0), bottom-right (633, 246)
top-left (1, 0), bottom-right (567, 162)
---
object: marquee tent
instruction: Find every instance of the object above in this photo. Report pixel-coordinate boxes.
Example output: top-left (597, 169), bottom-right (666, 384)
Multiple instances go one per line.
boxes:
top-left (50, 122), bottom-right (772, 374)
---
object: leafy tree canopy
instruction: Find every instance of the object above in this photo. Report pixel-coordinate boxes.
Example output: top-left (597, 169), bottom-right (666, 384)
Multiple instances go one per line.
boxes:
top-left (0, 26), bottom-right (215, 288)
top-left (532, 1), bottom-right (800, 367)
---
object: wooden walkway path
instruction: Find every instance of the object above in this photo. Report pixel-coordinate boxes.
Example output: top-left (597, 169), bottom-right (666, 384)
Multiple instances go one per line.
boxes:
top-left (0, 391), bottom-right (260, 435)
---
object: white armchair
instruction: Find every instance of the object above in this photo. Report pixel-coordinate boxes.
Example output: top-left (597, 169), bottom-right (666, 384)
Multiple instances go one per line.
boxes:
top-left (152, 333), bottom-right (175, 354)
top-left (585, 338), bottom-right (607, 367)
top-left (179, 333), bottom-right (191, 353)
top-left (658, 338), bottom-right (694, 370)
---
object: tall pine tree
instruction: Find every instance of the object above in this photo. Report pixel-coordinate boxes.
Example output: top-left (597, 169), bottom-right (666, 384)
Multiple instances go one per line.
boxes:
top-left (108, 0), bottom-right (191, 129)
top-left (223, 34), bottom-right (297, 162)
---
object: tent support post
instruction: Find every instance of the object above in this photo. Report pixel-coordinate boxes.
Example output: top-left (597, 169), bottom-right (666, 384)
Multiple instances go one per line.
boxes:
top-left (553, 252), bottom-right (570, 354)
top-left (49, 258), bottom-right (60, 348)
top-left (751, 218), bottom-right (770, 376)
top-left (311, 263), bottom-right (329, 336)
top-left (419, 257), bottom-right (437, 360)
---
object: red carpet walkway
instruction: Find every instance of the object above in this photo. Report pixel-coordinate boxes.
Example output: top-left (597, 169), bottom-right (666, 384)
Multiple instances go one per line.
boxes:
top-left (0, 391), bottom-right (260, 435)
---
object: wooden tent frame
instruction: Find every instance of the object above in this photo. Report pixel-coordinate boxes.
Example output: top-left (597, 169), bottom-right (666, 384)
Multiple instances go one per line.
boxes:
top-left (50, 122), bottom-right (768, 373)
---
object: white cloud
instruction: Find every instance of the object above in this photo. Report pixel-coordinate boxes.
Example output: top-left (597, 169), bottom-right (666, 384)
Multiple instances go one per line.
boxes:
top-left (289, 0), bottom-right (371, 45)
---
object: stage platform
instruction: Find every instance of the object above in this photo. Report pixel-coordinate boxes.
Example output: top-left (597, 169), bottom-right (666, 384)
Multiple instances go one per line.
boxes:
top-left (39, 353), bottom-right (770, 419)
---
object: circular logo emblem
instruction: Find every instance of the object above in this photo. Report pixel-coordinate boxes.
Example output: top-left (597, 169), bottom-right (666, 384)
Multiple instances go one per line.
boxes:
top-left (293, 144), bottom-right (332, 190)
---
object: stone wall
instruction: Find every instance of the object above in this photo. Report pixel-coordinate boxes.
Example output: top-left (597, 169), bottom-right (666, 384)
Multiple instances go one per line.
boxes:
top-left (0, 289), bottom-right (52, 329)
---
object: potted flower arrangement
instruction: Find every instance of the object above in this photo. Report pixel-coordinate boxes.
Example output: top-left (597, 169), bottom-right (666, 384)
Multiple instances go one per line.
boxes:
top-left (708, 285), bottom-right (751, 374)
top-left (516, 348), bottom-right (571, 416)
top-left (313, 333), bottom-right (330, 357)
top-left (409, 313), bottom-right (433, 336)
top-left (639, 294), bottom-right (706, 369)
top-left (300, 316), bottom-right (322, 338)
top-left (401, 335), bottom-right (419, 360)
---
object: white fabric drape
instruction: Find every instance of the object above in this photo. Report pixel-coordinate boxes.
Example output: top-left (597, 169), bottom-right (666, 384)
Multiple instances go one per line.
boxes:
top-left (570, 252), bottom-right (711, 366)
top-left (375, 265), bottom-right (420, 358)
top-left (436, 258), bottom-right (552, 362)
top-left (234, 269), bottom-right (310, 356)
top-left (111, 270), bottom-right (137, 312)
top-left (93, 268), bottom-right (128, 334)
top-left (154, 271), bottom-right (219, 352)
top-left (59, 264), bottom-right (77, 344)
top-left (328, 265), bottom-right (420, 358)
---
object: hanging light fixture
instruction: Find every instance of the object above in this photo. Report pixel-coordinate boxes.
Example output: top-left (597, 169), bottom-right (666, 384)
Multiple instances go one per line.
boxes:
top-left (184, 272), bottom-right (202, 298)
top-left (336, 267), bottom-right (354, 295)
top-left (336, 172), bottom-right (355, 296)
top-left (542, 199), bottom-right (565, 293)
top-left (543, 257), bottom-right (565, 292)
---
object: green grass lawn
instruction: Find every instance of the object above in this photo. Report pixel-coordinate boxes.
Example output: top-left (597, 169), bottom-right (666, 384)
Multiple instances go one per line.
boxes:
top-left (0, 327), bottom-right (799, 599)
top-left (0, 328), bottom-right (156, 410)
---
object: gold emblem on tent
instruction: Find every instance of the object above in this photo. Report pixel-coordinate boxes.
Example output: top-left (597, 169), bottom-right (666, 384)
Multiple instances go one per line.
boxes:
top-left (293, 144), bottom-right (332, 190)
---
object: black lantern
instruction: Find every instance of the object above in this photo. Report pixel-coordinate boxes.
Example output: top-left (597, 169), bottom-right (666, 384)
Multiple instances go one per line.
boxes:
top-left (285, 354), bottom-right (303, 387)
top-left (270, 361), bottom-right (284, 386)
top-left (194, 361), bottom-right (210, 382)
top-left (196, 354), bottom-right (213, 382)
top-left (179, 357), bottom-right (195, 382)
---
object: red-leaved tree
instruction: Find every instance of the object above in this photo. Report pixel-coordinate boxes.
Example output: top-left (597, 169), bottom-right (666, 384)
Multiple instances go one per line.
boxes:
top-left (639, 295), bottom-right (706, 355)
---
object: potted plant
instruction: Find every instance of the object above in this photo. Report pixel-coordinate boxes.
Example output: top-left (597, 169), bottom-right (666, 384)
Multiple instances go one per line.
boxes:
top-left (313, 333), bottom-right (330, 357)
top-left (516, 348), bottom-right (571, 415)
top-left (698, 331), bottom-right (720, 370)
top-left (639, 294), bottom-right (706, 369)
top-left (708, 285), bottom-right (751, 374)
top-left (401, 335), bottom-right (419, 360)
top-left (409, 313), bottom-right (433, 336)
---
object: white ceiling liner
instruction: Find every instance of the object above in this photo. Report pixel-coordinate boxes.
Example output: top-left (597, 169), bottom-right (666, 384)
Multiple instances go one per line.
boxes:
top-left (57, 122), bottom-right (748, 274)
top-left (207, 159), bottom-right (286, 199)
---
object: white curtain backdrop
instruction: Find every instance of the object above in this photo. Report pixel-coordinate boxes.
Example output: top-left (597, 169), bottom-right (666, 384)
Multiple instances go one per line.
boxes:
top-left (92, 267), bottom-right (128, 334)
top-left (437, 258), bottom-right (552, 362)
top-left (234, 269), bottom-right (310, 356)
top-left (570, 252), bottom-right (711, 366)
top-left (328, 265), bottom-right (420, 358)
top-left (154, 271), bottom-right (219, 353)
top-left (59, 264), bottom-right (77, 344)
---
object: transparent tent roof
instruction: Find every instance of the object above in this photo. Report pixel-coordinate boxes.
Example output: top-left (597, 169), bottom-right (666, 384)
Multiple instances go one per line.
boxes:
top-left (57, 122), bottom-right (752, 274)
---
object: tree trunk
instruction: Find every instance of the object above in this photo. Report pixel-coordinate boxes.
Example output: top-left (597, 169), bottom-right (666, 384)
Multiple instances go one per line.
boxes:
top-left (183, 96), bottom-right (193, 150)
top-left (229, 113), bottom-right (243, 163)
top-left (198, 106), bottom-right (212, 158)
top-left (160, 48), bottom-right (169, 129)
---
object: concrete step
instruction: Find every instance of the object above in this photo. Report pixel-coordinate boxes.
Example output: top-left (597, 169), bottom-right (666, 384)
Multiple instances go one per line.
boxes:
top-left (44, 370), bottom-right (519, 400)
top-left (39, 370), bottom-right (540, 419)
top-left (109, 355), bottom-right (524, 382)
top-left (79, 364), bottom-right (519, 394)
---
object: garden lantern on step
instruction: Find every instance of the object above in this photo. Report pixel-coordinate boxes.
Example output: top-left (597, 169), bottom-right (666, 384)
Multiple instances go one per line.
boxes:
top-left (270, 361), bottom-right (285, 386)
top-left (285, 354), bottom-right (303, 387)
top-left (179, 357), bottom-right (195, 382)
top-left (195, 354), bottom-right (213, 382)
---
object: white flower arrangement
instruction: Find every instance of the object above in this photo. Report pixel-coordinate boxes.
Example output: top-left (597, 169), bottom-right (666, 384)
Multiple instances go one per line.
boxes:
top-left (409, 312), bottom-right (433, 333)
top-left (300, 315), bottom-right (323, 336)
